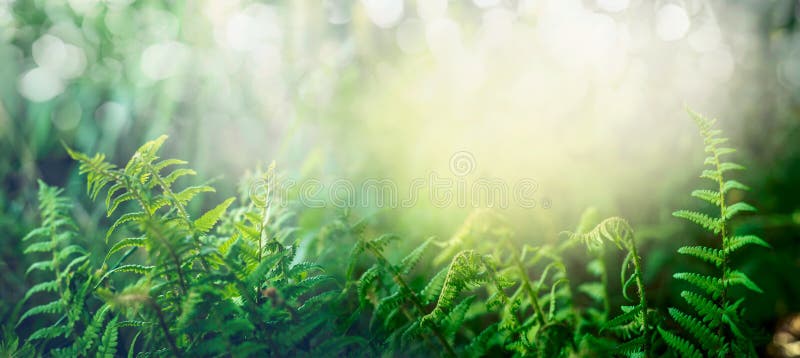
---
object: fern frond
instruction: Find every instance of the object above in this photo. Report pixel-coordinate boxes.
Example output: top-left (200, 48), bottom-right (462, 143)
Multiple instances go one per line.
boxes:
top-left (668, 308), bottom-right (723, 351)
top-left (721, 180), bottom-right (749, 194)
top-left (723, 202), bottom-right (756, 220)
top-left (673, 272), bottom-right (722, 298)
top-left (725, 270), bottom-right (762, 293)
top-left (680, 291), bottom-right (723, 328)
top-left (18, 300), bottom-right (63, 324)
top-left (725, 235), bottom-right (769, 254)
top-left (657, 327), bottom-right (702, 358)
top-left (194, 197), bottom-right (235, 233)
top-left (677, 246), bottom-right (723, 267)
top-left (98, 316), bottom-right (119, 358)
top-left (105, 237), bottom-right (146, 262)
top-left (690, 189), bottom-right (721, 206)
top-left (672, 210), bottom-right (722, 233)
top-left (397, 237), bottom-right (434, 274)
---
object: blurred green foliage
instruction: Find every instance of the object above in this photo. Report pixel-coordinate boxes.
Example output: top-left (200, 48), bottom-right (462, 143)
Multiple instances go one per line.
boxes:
top-left (2, 0), bottom-right (800, 355)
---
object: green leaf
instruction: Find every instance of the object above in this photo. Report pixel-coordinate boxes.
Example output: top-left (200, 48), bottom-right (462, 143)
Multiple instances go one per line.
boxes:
top-left (725, 270), bottom-right (762, 293)
top-left (668, 308), bottom-right (723, 352)
top-left (98, 316), bottom-right (119, 358)
top-left (106, 212), bottom-right (147, 242)
top-left (700, 169), bottom-right (721, 182)
top-left (28, 325), bottom-right (69, 341)
top-left (358, 265), bottom-right (381, 307)
top-left (602, 304), bottom-right (642, 331)
top-left (105, 237), bottom-right (146, 262)
top-left (718, 162), bottom-right (745, 173)
top-left (721, 180), bottom-right (749, 194)
top-left (162, 168), bottom-right (197, 186)
top-left (107, 193), bottom-right (135, 217)
top-left (153, 158), bottom-right (188, 172)
top-left (99, 265), bottom-right (154, 283)
top-left (174, 185), bottom-right (215, 204)
top-left (681, 291), bottom-right (723, 328)
top-left (397, 237), bottom-right (434, 274)
top-left (26, 261), bottom-right (53, 274)
top-left (726, 235), bottom-right (770, 254)
top-left (24, 241), bottom-right (54, 254)
top-left (673, 272), bottom-right (722, 298)
top-left (672, 210), bottom-right (721, 234)
top-left (194, 197), bottom-right (235, 233)
top-left (18, 300), bottom-right (62, 325)
top-left (677, 246), bottom-right (723, 267)
top-left (724, 202), bottom-right (756, 220)
top-left (22, 227), bottom-right (49, 241)
top-left (23, 280), bottom-right (59, 301)
top-left (690, 190), bottom-right (721, 206)
top-left (658, 327), bottom-right (702, 358)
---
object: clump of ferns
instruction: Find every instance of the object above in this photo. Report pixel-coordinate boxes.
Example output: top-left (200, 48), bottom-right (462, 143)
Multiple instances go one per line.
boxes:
top-left (348, 219), bottom-right (517, 357)
top-left (657, 110), bottom-right (770, 357)
top-left (67, 136), bottom-right (358, 356)
top-left (568, 215), bottom-right (658, 357)
top-left (431, 209), bottom-right (580, 357)
top-left (15, 181), bottom-right (120, 357)
top-left (214, 164), bottom-right (358, 355)
top-left (67, 135), bottom-right (241, 355)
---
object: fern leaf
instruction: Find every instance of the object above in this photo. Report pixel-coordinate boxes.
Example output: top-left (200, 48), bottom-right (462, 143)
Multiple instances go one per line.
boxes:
top-left (100, 265), bottom-right (154, 283)
top-left (23, 280), bottom-right (59, 301)
top-left (397, 237), bottom-right (434, 274)
top-left (725, 270), bottom-right (762, 293)
top-left (107, 193), bottom-right (135, 216)
top-left (658, 327), bottom-right (702, 358)
top-left (668, 308), bottom-right (723, 351)
top-left (106, 212), bottom-right (147, 242)
top-left (724, 202), bottom-right (756, 220)
top-left (674, 272), bottom-right (723, 298)
top-left (718, 162), bottom-right (745, 173)
top-left (444, 295), bottom-right (476, 340)
top-left (98, 316), bottom-right (119, 358)
top-left (602, 304), bottom-right (642, 331)
top-left (28, 325), bottom-right (69, 341)
top-left (680, 291), bottom-right (723, 328)
top-left (105, 237), bottom-right (146, 262)
top-left (690, 190), bottom-right (721, 206)
top-left (162, 168), bottom-right (197, 186)
top-left (358, 265), bottom-right (381, 306)
top-left (18, 300), bottom-right (62, 324)
top-left (725, 235), bottom-right (770, 254)
top-left (26, 260), bottom-right (54, 274)
top-left (194, 197), bottom-right (235, 233)
top-left (700, 169), bottom-right (721, 182)
top-left (153, 158), bottom-right (188, 172)
top-left (23, 241), bottom-right (54, 254)
top-left (672, 210), bottom-right (721, 233)
top-left (22, 227), bottom-right (49, 241)
top-left (612, 335), bottom-right (646, 356)
top-left (677, 246), bottom-right (723, 267)
top-left (174, 185), bottom-right (215, 204)
top-left (374, 291), bottom-right (405, 319)
top-left (721, 180), bottom-right (749, 193)
top-left (420, 267), bottom-right (448, 304)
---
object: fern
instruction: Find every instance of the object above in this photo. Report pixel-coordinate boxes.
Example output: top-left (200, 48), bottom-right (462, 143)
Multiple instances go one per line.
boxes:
top-left (18, 182), bottom-right (89, 345)
top-left (658, 109), bottom-right (769, 357)
top-left (12, 120), bottom-right (776, 357)
top-left (570, 216), bottom-right (654, 357)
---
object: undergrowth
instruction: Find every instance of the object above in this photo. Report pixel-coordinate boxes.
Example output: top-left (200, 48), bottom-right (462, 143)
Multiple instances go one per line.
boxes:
top-left (4, 110), bottom-right (769, 357)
